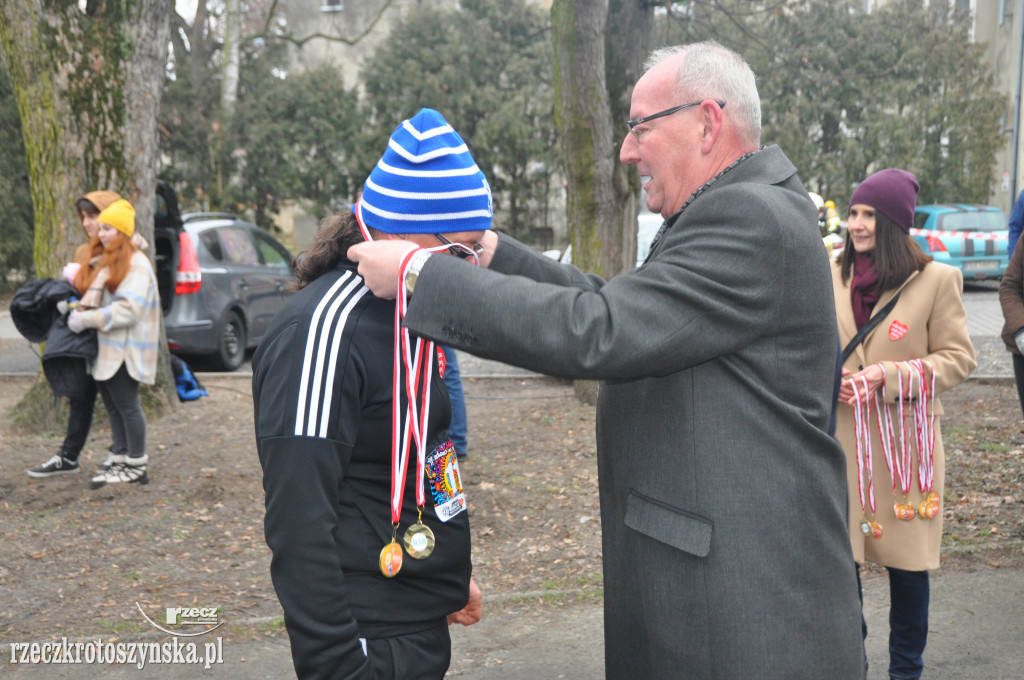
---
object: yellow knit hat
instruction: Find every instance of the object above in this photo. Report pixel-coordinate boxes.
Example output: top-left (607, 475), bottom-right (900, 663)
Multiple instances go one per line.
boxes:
top-left (98, 199), bottom-right (136, 238)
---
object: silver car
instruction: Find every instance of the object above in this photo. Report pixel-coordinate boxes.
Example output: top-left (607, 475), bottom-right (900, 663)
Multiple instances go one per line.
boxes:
top-left (157, 210), bottom-right (295, 371)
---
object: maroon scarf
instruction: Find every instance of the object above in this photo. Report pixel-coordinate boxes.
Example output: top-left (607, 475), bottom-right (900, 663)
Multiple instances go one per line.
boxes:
top-left (850, 252), bottom-right (880, 330)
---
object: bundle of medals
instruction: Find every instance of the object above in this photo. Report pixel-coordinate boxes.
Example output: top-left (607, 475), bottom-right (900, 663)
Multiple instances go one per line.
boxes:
top-left (852, 360), bottom-right (938, 540)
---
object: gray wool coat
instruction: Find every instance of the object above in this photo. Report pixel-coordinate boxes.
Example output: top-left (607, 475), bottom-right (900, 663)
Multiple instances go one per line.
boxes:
top-left (404, 146), bottom-right (865, 679)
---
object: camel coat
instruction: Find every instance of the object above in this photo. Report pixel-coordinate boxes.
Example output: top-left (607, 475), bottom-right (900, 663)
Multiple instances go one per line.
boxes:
top-left (832, 260), bottom-right (976, 571)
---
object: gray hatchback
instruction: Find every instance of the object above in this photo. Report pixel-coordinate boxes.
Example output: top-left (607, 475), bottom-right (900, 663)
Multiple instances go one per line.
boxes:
top-left (159, 212), bottom-right (295, 371)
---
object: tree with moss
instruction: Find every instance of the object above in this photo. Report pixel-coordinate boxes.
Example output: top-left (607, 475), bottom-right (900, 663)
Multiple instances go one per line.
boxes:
top-left (0, 56), bottom-right (33, 290)
top-left (0, 0), bottom-right (176, 422)
top-left (551, 0), bottom-right (653, 278)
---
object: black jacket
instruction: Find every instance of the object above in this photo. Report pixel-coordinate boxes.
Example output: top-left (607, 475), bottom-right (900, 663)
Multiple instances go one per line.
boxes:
top-left (252, 260), bottom-right (471, 680)
top-left (11, 278), bottom-right (97, 397)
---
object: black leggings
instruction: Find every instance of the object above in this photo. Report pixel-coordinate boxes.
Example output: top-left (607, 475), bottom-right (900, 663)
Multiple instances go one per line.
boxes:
top-left (97, 364), bottom-right (146, 460)
top-left (61, 375), bottom-right (97, 461)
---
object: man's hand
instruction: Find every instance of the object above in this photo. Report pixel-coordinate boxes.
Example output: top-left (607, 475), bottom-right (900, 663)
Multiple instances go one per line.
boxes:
top-left (447, 577), bottom-right (482, 626)
top-left (347, 240), bottom-right (419, 299)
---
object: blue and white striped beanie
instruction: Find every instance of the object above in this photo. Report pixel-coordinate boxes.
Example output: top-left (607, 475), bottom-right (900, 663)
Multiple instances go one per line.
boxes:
top-left (355, 108), bottom-right (493, 234)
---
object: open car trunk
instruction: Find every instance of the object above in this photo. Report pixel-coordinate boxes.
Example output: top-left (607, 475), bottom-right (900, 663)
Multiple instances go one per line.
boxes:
top-left (153, 180), bottom-right (183, 315)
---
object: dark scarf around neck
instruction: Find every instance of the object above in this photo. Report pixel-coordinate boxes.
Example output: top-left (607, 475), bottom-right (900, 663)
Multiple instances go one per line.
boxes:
top-left (850, 251), bottom-right (880, 330)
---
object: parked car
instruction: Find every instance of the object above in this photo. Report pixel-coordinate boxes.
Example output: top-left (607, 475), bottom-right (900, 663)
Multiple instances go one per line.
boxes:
top-left (911, 204), bottom-right (1009, 281)
top-left (153, 198), bottom-right (295, 371)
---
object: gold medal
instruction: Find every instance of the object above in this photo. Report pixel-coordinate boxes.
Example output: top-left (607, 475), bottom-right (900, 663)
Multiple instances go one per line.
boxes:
top-left (894, 500), bottom-right (916, 521)
top-left (860, 520), bottom-right (871, 536)
top-left (379, 539), bottom-right (404, 578)
top-left (869, 521), bottom-right (883, 539)
top-left (403, 522), bottom-right (436, 559)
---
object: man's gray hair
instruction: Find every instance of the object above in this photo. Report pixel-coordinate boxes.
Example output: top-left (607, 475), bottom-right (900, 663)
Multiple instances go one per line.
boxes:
top-left (645, 41), bottom-right (761, 147)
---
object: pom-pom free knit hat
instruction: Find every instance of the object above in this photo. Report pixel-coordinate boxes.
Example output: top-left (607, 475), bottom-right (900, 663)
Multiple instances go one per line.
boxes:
top-left (355, 108), bottom-right (492, 234)
top-left (849, 168), bottom-right (919, 233)
top-left (98, 199), bottom-right (137, 238)
top-left (78, 190), bottom-right (123, 215)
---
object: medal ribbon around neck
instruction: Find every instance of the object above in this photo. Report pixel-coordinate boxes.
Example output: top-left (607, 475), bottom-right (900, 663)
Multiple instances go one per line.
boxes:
top-left (355, 202), bottom-right (480, 529)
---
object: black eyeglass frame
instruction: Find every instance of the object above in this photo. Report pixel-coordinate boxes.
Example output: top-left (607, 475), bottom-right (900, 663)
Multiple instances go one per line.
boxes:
top-left (433, 233), bottom-right (484, 260)
top-left (626, 100), bottom-right (726, 138)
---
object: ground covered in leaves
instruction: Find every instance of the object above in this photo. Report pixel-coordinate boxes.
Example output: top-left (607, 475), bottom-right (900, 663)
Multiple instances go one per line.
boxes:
top-left (0, 373), bottom-right (1020, 648)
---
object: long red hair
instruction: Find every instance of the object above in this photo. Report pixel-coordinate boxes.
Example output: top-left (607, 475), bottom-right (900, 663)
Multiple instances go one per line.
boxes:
top-left (72, 231), bottom-right (137, 294)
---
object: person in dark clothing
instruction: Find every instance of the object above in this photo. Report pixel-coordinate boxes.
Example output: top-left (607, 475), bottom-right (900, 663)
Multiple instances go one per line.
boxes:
top-left (26, 190), bottom-right (122, 478)
top-left (253, 108), bottom-right (485, 680)
top-left (439, 346), bottom-right (469, 459)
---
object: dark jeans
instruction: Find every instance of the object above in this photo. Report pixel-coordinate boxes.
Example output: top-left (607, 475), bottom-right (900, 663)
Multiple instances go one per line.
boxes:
top-left (61, 376), bottom-right (97, 461)
top-left (441, 346), bottom-right (468, 458)
top-left (887, 567), bottom-right (929, 679)
top-left (859, 565), bottom-right (929, 679)
top-left (1012, 353), bottom-right (1024, 420)
top-left (97, 364), bottom-right (146, 460)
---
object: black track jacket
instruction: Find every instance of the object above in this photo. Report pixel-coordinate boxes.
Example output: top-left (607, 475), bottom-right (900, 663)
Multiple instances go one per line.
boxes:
top-left (252, 259), bottom-right (472, 680)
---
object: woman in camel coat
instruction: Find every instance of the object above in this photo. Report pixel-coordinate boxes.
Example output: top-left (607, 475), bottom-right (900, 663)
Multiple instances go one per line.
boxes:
top-left (832, 169), bottom-right (976, 680)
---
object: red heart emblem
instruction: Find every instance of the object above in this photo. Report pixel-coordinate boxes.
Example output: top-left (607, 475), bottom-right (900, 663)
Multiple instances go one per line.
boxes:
top-left (889, 320), bottom-right (908, 341)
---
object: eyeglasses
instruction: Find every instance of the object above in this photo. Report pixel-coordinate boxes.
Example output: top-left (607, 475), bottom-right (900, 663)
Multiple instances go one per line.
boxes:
top-left (434, 233), bottom-right (484, 260)
top-left (626, 100), bottom-right (726, 139)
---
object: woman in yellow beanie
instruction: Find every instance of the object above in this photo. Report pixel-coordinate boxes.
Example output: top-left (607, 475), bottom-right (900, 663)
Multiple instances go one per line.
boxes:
top-left (67, 199), bottom-right (161, 488)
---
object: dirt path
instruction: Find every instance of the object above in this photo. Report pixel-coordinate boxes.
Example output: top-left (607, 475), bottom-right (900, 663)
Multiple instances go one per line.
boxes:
top-left (0, 374), bottom-right (1021, 678)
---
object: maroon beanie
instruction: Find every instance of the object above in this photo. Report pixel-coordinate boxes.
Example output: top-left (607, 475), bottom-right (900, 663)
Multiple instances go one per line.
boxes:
top-left (849, 168), bottom-right (920, 233)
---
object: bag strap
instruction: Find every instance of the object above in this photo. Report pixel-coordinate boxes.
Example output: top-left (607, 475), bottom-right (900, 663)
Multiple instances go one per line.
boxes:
top-left (841, 291), bottom-right (902, 363)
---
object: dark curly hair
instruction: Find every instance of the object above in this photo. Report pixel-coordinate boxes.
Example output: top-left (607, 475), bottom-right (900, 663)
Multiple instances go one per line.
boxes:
top-left (292, 211), bottom-right (382, 289)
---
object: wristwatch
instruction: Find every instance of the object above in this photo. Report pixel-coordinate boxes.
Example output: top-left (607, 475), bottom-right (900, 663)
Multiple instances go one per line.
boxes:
top-left (404, 250), bottom-right (432, 295)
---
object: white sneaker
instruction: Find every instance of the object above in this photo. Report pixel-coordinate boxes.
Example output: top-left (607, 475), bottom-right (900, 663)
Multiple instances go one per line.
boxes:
top-left (91, 455), bottom-right (149, 489)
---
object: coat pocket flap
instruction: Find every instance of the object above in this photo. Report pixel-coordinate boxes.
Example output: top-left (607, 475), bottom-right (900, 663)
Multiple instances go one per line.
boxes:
top-left (624, 490), bottom-right (713, 557)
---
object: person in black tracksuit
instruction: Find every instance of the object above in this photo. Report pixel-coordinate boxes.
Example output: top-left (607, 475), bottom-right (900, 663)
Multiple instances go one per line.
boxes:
top-left (254, 108), bottom-right (491, 680)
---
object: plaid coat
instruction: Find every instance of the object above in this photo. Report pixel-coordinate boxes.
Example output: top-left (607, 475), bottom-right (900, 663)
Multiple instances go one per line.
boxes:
top-left (76, 251), bottom-right (161, 385)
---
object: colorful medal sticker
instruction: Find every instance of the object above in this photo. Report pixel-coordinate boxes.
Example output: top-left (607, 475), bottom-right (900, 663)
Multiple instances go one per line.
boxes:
top-left (894, 501), bottom-right (917, 521)
top-left (426, 439), bottom-right (466, 522)
top-left (379, 540), bottom-right (404, 578)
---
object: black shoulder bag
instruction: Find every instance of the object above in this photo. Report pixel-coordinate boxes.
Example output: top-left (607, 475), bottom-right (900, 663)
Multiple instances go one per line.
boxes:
top-left (841, 292), bottom-right (902, 363)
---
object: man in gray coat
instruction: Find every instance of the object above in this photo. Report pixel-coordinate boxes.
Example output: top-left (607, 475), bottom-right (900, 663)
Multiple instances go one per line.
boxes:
top-left (350, 41), bottom-right (864, 679)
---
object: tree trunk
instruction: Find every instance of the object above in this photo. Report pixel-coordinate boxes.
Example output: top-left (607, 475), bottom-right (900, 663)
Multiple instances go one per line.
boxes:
top-left (606, 0), bottom-right (653, 272)
top-left (220, 0), bottom-right (241, 119)
top-left (0, 0), bottom-right (176, 423)
top-left (551, 0), bottom-right (618, 279)
top-left (551, 0), bottom-right (652, 403)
